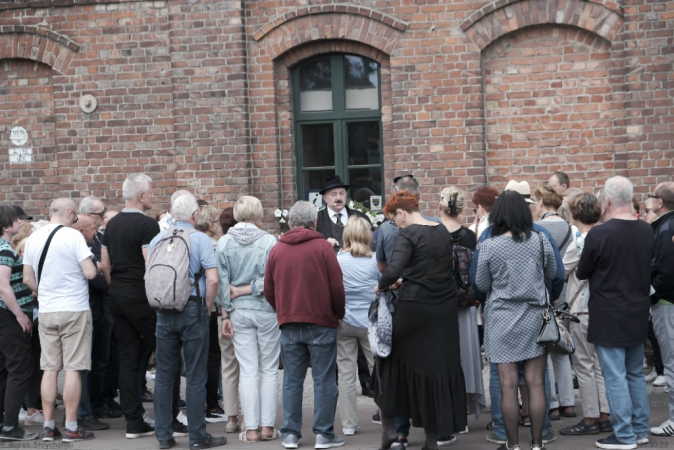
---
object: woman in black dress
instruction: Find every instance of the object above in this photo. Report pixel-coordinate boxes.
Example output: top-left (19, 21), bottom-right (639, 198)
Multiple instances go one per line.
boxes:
top-left (374, 191), bottom-right (466, 450)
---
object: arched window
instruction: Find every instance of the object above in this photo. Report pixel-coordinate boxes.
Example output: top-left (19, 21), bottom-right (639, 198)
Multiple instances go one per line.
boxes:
top-left (293, 54), bottom-right (383, 209)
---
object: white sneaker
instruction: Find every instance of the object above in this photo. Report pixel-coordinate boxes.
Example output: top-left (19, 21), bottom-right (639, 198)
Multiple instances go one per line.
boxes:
top-left (458, 426), bottom-right (469, 434)
top-left (645, 369), bottom-right (658, 383)
top-left (18, 407), bottom-right (27, 423)
top-left (643, 358), bottom-right (648, 369)
top-left (176, 410), bottom-right (188, 426)
top-left (145, 371), bottom-right (155, 380)
top-left (24, 411), bottom-right (45, 425)
top-left (637, 437), bottom-right (649, 444)
top-left (143, 412), bottom-right (155, 427)
top-left (653, 375), bottom-right (668, 387)
top-left (651, 419), bottom-right (674, 436)
top-left (342, 428), bottom-right (356, 436)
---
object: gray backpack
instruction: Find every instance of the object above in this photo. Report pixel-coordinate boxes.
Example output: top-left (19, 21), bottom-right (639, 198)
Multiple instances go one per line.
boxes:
top-left (145, 227), bottom-right (199, 312)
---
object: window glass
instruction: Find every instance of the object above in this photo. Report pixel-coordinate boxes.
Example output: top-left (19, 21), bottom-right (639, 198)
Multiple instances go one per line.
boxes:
top-left (301, 123), bottom-right (334, 167)
top-left (347, 121), bottom-right (380, 166)
top-left (300, 56), bottom-right (332, 112)
top-left (345, 55), bottom-right (379, 110)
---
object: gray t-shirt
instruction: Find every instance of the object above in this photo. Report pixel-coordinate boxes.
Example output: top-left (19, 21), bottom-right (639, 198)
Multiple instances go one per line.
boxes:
top-left (535, 217), bottom-right (572, 304)
top-left (375, 214), bottom-right (442, 264)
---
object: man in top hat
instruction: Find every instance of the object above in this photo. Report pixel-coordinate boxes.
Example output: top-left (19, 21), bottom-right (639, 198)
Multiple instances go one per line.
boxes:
top-left (316, 175), bottom-right (372, 251)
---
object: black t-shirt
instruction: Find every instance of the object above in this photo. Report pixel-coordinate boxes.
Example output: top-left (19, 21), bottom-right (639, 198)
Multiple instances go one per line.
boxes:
top-left (450, 226), bottom-right (476, 251)
top-left (103, 211), bottom-right (160, 301)
top-left (577, 218), bottom-right (654, 347)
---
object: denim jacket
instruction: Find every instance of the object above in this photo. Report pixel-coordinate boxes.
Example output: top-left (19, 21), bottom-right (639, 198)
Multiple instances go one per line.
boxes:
top-left (216, 223), bottom-right (277, 313)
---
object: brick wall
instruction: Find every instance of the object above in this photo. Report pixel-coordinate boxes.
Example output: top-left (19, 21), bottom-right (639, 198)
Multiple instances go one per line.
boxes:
top-left (0, 0), bottom-right (672, 225)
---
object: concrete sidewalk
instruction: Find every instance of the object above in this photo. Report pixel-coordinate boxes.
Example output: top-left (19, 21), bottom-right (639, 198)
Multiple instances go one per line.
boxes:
top-left (2, 369), bottom-right (671, 450)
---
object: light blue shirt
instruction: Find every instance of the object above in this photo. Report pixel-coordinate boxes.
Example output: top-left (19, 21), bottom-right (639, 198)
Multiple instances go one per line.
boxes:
top-left (337, 252), bottom-right (381, 329)
top-left (148, 221), bottom-right (217, 297)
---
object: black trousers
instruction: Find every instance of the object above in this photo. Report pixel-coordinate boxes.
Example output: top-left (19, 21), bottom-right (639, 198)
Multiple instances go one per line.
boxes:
top-left (648, 318), bottom-right (665, 375)
top-left (109, 296), bottom-right (180, 430)
top-left (206, 311), bottom-right (221, 411)
top-left (0, 308), bottom-right (33, 428)
top-left (24, 313), bottom-right (42, 410)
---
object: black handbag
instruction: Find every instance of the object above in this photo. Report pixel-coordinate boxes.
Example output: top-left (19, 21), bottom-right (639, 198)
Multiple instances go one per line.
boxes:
top-left (535, 232), bottom-right (579, 354)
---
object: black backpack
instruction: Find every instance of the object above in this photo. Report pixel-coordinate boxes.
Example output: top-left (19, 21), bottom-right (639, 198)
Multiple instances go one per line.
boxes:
top-left (451, 232), bottom-right (477, 308)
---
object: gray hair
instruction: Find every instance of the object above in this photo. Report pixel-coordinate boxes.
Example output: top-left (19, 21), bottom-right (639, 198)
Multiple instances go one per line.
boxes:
top-left (394, 176), bottom-right (420, 195)
top-left (122, 174), bottom-right (152, 201)
top-left (171, 194), bottom-right (199, 221)
top-left (604, 176), bottom-right (633, 208)
top-left (79, 195), bottom-right (102, 214)
top-left (50, 198), bottom-right (76, 217)
top-left (171, 189), bottom-right (192, 206)
top-left (288, 201), bottom-right (317, 229)
top-left (596, 188), bottom-right (606, 206)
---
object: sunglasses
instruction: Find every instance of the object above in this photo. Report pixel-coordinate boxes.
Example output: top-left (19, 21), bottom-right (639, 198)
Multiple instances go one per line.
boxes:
top-left (648, 194), bottom-right (661, 199)
top-left (88, 208), bottom-right (107, 218)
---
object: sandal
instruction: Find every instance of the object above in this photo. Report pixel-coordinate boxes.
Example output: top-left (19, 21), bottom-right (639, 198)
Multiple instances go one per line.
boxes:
top-left (260, 429), bottom-right (281, 441)
top-left (548, 409), bottom-right (560, 421)
top-left (519, 414), bottom-right (531, 427)
top-left (559, 420), bottom-right (600, 436)
top-left (559, 407), bottom-right (577, 418)
top-left (239, 431), bottom-right (259, 443)
top-left (597, 419), bottom-right (613, 432)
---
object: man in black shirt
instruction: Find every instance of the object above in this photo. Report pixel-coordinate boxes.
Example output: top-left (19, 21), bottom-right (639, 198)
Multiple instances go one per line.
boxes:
top-left (100, 174), bottom-right (186, 440)
top-left (577, 176), bottom-right (654, 450)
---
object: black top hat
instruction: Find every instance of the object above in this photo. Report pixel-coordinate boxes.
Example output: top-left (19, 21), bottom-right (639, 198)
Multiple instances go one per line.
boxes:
top-left (11, 205), bottom-right (33, 220)
top-left (319, 175), bottom-right (350, 195)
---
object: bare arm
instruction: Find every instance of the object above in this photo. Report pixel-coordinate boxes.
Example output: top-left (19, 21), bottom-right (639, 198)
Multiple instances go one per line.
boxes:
top-left (231, 284), bottom-right (253, 299)
top-left (0, 266), bottom-right (31, 333)
top-left (100, 247), bottom-right (112, 285)
top-left (204, 267), bottom-right (218, 315)
top-left (80, 257), bottom-right (98, 280)
top-left (23, 264), bottom-right (38, 294)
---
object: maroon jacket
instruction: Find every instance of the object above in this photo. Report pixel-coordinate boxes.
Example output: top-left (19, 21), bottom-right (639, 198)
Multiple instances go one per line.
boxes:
top-left (264, 227), bottom-right (345, 328)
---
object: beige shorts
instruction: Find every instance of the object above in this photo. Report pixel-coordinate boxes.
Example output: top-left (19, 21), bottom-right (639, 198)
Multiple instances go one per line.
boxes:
top-left (39, 310), bottom-right (92, 371)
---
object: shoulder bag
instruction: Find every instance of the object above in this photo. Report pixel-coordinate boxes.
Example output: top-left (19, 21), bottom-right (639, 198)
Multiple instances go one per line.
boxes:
top-left (37, 225), bottom-right (64, 287)
top-left (535, 231), bottom-right (579, 354)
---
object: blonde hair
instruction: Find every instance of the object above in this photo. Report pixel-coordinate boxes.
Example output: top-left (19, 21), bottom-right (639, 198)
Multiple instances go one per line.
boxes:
top-left (14, 238), bottom-right (28, 259)
top-left (440, 186), bottom-right (465, 217)
top-left (233, 196), bottom-right (263, 223)
top-left (11, 221), bottom-right (33, 250)
top-left (196, 205), bottom-right (218, 232)
top-left (342, 217), bottom-right (373, 258)
top-left (535, 184), bottom-right (563, 210)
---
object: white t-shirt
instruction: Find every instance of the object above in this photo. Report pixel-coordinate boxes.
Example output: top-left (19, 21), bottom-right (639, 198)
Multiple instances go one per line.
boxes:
top-left (24, 224), bottom-right (93, 313)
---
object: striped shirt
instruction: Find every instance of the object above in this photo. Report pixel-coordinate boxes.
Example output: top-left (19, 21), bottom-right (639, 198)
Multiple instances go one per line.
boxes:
top-left (336, 252), bottom-right (381, 329)
top-left (0, 237), bottom-right (33, 313)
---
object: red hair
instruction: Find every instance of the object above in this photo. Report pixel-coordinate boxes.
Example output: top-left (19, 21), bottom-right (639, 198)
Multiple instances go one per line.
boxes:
top-left (472, 186), bottom-right (500, 211)
top-left (383, 191), bottom-right (419, 216)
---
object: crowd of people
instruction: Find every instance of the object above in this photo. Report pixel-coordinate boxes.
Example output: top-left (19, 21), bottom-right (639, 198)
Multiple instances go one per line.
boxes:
top-left (0, 170), bottom-right (671, 450)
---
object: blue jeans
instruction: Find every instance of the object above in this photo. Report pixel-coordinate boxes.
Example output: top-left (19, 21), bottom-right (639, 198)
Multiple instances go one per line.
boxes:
top-left (595, 344), bottom-right (650, 444)
top-left (490, 362), bottom-right (551, 439)
top-left (280, 323), bottom-right (338, 439)
top-left (154, 302), bottom-right (209, 445)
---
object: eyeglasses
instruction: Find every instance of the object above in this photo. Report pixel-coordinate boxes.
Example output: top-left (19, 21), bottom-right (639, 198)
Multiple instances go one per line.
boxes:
top-left (389, 211), bottom-right (397, 225)
top-left (648, 194), bottom-right (661, 199)
top-left (392, 174), bottom-right (415, 185)
top-left (88, 208), bottom-right (107, 218)
top-left (70, 210), bottom-right (79, 224)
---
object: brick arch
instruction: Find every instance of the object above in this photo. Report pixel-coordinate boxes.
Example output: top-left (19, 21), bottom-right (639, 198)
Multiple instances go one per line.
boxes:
top-left (254, 7), bottom-right (407, 62)
top-left (462, 0), bottom-right (625, 51)
top-left (0, 26), bottom-right (79, 75)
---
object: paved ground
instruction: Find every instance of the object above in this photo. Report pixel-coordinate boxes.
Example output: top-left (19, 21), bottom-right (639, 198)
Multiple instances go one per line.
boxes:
top-left (1, 368), bottom-right (671, 450)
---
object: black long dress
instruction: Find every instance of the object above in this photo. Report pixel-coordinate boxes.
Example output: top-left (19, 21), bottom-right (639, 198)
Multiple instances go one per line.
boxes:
top-left (373, 223), bottom-right (467, 435)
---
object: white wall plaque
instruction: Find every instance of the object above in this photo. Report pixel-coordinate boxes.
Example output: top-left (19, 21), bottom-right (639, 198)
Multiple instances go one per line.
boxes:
top-left (9, 148), bottom-right (33, 163)
top-left (10, 127), bottom-right (28, 146)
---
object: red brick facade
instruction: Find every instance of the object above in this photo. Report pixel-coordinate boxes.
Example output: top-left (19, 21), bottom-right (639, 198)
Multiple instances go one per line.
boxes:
top-left (0, 0), bottom-right (672, 224)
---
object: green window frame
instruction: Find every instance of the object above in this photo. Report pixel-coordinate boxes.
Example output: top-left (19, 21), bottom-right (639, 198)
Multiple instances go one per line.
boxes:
top-left (292, 53), bottom-right (383, 203)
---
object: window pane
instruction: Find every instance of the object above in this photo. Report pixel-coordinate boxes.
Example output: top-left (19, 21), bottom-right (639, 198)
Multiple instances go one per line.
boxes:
top-left (303, 169), bottom-right (336, 204)
top-left (347, 121), bottom-right (380, 166)
top-left (300, 56), bottom-right (332, 112)
top-left (349, 167), bottom-right (383, 210)
top-left (301, 123), bottom-right (334, 167)
top-left (345, 55), bottom-right (379, 110)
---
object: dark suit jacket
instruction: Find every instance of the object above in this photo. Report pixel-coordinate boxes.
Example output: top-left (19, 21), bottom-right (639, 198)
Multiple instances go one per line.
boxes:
top-left (316, 206), bottom-right (373, 240)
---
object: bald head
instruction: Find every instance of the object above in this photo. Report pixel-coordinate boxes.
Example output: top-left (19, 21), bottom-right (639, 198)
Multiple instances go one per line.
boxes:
top-left (49, 198), bottom-right (78, 226)
top-left (654, 181), bottom-right (674, 214)
top-left (74, 215), bottom-right (97, 244)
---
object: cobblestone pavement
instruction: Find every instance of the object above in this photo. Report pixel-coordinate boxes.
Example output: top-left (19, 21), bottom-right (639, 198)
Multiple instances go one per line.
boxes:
top-left (2, 368), bottom-right (670, 450)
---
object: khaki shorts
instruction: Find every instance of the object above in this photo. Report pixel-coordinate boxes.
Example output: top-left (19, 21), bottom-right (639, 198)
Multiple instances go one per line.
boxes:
top-left (39, 310), bottom-right (92, 371)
